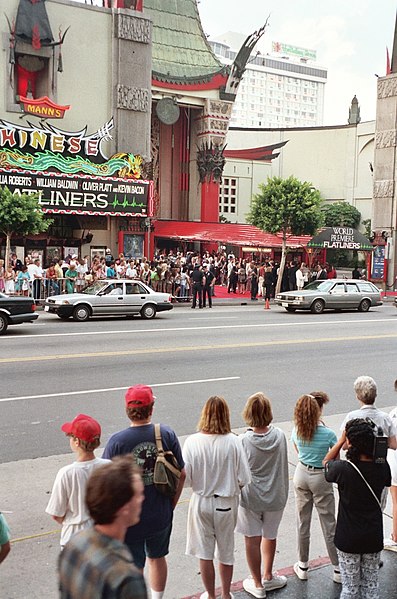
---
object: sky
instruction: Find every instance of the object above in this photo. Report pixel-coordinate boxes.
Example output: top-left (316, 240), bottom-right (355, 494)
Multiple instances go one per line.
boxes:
top-left (198, 0), bottom-right (396, 125)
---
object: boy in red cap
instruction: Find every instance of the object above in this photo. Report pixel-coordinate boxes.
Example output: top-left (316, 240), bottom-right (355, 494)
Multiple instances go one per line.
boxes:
top-left (46, 414), bottom-right (110, 549)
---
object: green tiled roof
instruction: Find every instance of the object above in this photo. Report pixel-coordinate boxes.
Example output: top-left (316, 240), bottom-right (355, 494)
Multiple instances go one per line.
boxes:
top-left (144, 0), bottom-right (227, 84)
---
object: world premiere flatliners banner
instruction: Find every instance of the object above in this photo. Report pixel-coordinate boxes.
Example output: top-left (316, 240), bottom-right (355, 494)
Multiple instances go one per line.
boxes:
top-left (0, 117), bottom-right (153, 217)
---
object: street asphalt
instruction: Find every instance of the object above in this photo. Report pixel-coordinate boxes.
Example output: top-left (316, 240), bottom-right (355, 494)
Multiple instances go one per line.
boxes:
top-left (1, 292), bottom-right (396, 597)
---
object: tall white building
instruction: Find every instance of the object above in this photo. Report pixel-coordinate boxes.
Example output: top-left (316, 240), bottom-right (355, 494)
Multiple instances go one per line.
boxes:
top-left (209, 34), bottom-right (327, 128)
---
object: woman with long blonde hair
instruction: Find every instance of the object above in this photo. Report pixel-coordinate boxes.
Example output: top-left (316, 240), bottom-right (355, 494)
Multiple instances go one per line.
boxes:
top-left (292, 394), bottom-right (340, 584)
top-left (182, 396), bottom-right (251, 599)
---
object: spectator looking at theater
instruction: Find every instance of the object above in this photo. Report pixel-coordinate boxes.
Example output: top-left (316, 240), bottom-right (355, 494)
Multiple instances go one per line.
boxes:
top-left (291, 394), bottom-right (341, 583)
top-left (386, 379), bottom-right (397, 548)
top-left (236, 392), bottom-right (288, 597)
top-left (46, 414), bottom-right (110, 549)
top-left (0, 512), bottom-right (11, 565)
top-left (58, 457), bottom-right (147, 599)
top-left (324, 419), bottom-right (391, 598)
top-left (340, 376), bottom-right (397, 450)
top-left (103, 385), bottom-right (185, 599)
top-left (182, 395), bottom-right (251, 599)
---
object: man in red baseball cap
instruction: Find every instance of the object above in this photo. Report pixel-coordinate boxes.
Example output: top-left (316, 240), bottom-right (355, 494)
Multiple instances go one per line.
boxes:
top-left (103, 385), bottom-right (185, 599)
top-left (46, 413), bottom-right (110, 549)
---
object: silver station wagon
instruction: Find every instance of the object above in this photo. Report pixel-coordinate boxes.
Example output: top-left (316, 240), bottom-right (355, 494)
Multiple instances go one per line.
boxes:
top-left (44, 279), bottom-right (173, 321)
top-left (276, 279), bottom-right (382, 314)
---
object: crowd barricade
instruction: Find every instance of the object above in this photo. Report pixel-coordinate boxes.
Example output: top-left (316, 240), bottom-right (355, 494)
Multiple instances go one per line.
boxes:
top-left (7, 276), bottom-right (195, 303)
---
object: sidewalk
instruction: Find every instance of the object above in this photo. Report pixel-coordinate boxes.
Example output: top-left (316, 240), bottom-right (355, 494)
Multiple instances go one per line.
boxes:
top-left (1, 412), bottom-right (396, 598)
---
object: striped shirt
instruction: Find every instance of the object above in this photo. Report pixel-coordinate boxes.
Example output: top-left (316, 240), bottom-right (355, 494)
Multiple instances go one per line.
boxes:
top-left (291, 424), bottom-right (337, 468)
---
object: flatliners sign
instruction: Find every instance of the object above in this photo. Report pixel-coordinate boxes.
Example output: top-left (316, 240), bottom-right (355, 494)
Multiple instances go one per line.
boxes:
top-left (0, 171), bottom-right (151, 217)
top-left (307, 227), bottom-right (374, 251)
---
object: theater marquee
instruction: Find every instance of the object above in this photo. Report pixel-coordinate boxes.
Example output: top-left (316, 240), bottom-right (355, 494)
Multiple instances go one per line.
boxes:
top-left (0, 117), bottom-right (153, 217)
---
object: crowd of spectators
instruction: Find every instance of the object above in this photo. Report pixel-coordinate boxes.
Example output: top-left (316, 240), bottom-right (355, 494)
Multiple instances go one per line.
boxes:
top-left (0, 247), bottom-right (367, 301)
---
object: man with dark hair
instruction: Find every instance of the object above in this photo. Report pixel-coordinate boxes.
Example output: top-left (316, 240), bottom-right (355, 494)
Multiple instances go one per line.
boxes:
top-left (190, 264), bottom-right (204, 309)
top-left (103, 385), bottom-right (185, 599)
top-left (58, 457), bottom-right (147, 599)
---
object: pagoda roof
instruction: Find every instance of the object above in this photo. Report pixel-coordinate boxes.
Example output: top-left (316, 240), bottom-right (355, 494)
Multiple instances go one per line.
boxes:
top-left (144, 0), bottom-right (228, 86)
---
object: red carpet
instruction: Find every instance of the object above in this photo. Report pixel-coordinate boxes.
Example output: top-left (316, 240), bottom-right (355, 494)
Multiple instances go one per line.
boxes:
top-left (213, 285), bottom-right (254, 299)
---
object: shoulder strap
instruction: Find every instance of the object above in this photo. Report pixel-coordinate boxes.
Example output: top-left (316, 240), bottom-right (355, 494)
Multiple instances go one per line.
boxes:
top-left (154, 423), bottom-right (164, 454)
top-left (347, 460), bottom-right (382, 510)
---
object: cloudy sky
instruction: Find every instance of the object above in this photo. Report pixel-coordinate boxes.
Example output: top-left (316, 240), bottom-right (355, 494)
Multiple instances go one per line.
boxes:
top-left (198, 0), bottom-right (396, 125)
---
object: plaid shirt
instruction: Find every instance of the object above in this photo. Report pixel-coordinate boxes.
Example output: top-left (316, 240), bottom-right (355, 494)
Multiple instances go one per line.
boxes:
top-left (59, 527), bottom-right (147, 599)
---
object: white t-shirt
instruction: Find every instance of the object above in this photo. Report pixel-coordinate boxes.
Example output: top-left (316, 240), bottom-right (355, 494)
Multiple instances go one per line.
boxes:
top-left (182, 432), bottom-right (251, 497)
top-left (340, 404), bottom-right (397, 438)
top-left (28, 264), bottom-right (43, 279)
top-left (46, 457), bottom-right (110, 546)
top-left (126, 266), bottom-right (137, 279)
top-left (388, 407), bottom-right (397, 485)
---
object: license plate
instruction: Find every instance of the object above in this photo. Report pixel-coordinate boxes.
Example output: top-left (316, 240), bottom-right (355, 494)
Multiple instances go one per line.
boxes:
top-left (281, 302), bottom-right (288, 307)
top-left (44, 306), bottom-right (49, 312)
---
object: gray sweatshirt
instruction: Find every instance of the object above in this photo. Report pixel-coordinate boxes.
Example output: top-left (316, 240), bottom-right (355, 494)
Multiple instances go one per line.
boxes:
top-left (239, 426), bottom-right (289, 513)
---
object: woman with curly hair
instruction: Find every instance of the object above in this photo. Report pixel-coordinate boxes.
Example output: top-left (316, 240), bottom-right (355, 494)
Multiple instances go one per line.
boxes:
top-left (291, 394), bottom-right (340, 583)
top-left (324, 419), bottom-right (391, 598)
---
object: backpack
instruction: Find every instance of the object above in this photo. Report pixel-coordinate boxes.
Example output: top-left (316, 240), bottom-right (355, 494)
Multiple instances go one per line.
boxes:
top-left (153, 424), bottom-right (182, 497)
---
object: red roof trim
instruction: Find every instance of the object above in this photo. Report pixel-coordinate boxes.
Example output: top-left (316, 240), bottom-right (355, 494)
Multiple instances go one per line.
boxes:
top-left (153, 220), bottom-right (311, 248)
top-left (224, 141), bottom-right (288, 162)
top-left (152, 73), bottom-right (228, 91)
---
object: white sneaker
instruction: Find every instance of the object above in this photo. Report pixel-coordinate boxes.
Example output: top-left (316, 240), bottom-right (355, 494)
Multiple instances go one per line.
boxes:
top-left (333, 570), bottom-right (342, 584)
top-left (262, 574), bottom-right (287, 591)
top-left (242, 577), bottom-right (266, 598)
top-left (384, 537), bottom-right (397, 547)
top-left (293, 562), bottom-right (308, 580)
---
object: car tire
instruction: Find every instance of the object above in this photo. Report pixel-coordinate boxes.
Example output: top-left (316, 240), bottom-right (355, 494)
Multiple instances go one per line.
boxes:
top-left (311, 299), bottom-right (325, 314)
top-left (57, 314), bottom-right (70, 320)
top-left (72, 305), bottom-right (90, 322)
top-left (358, 299), bottom-right (371, 312)
top-left (141, 304), bottom-right (156, 319)
top-left (0, 314), bottom-right (9, 335)
top-left (285, 307), bottom-right (296, 312)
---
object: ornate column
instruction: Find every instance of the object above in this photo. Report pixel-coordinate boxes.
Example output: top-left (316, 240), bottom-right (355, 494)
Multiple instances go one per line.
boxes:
top-left (196, 99), bottom-right (233, 226)
top-left (372, 74), bottom-right (397, 289)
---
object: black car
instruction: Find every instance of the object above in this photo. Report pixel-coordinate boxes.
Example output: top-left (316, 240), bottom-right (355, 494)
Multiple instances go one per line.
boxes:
top-left (0, 293), bottom-right (39, 334)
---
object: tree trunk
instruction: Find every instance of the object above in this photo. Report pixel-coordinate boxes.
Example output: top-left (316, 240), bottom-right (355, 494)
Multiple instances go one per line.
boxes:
top-left (275, 233), bottom-right (287, 296)
top-left (5, 233), bottom-right (11, 271)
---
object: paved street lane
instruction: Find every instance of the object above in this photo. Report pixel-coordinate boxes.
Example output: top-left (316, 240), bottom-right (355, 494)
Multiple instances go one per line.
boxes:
top-left (1, 305), bottom-right (396, 462)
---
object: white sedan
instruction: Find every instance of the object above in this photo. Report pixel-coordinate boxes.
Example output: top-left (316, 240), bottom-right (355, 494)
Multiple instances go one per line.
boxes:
top-left (44, 279), bottom-right (173, 321)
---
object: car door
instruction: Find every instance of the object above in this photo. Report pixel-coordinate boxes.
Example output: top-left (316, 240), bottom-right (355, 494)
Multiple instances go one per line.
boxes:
top-left (326, 281), bottom-right (347, 308)
top-left (95, 282), bottom-right (126, 315)
top-left (345, 282), bottom-right (361, 309)
top-left (125, 282), bottom-right (149, 314)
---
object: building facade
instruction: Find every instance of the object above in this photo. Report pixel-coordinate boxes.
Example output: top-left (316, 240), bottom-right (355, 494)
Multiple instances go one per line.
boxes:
top-left (221, 119), bottom-right (375, 226)
top-left (209, 34), bottom-right (327, 129)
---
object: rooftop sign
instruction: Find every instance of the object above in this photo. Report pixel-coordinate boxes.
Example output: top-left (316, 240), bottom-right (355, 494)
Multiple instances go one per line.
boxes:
top-left (272, 42), bottom-right (316, 61)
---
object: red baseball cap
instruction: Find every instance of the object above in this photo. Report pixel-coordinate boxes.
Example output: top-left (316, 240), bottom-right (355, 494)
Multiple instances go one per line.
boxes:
top-left (61, 414), bottom-right (101, 442)
top-left (125, 385), bottom-right (155, 407)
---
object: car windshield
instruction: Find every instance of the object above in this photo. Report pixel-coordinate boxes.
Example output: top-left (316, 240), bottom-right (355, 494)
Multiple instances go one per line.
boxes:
top-left (303, 280), bottom-right (334, 292)
top-left (81, 281), bottom-right (109, 295)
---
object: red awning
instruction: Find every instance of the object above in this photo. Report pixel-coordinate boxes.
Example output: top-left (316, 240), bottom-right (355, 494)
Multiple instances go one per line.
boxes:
top-left (153, 220), bottom-right (311, 249)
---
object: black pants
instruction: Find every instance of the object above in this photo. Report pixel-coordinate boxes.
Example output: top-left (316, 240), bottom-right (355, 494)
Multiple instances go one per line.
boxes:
top-left (251, 280), bottom-right (258, 299)
top-left (203, 286), bottom-right (212, 307)
top-left (192, 284), bottom-right (203, 308)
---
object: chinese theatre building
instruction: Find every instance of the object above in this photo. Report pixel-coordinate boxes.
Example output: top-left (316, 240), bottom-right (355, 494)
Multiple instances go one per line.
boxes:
top-left (0, 0), bottom-right (273, 264)
top-left (1, 0), bottom-right (153, 264)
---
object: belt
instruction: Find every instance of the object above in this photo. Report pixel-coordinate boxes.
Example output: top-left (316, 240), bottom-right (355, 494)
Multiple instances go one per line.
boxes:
top-left (300, 461), bottom-right (324, 471)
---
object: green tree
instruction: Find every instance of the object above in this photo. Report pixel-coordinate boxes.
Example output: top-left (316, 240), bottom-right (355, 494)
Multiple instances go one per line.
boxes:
top-left (0, 186), bottom-right (51, 268)
top-left (247, 176), bottom-right (323, 294)
top-left (322, 201), bottom-right (361, 228)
